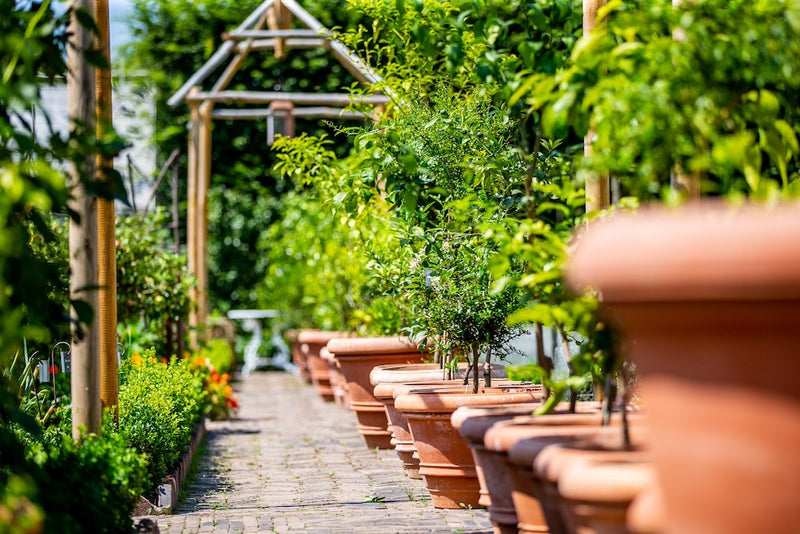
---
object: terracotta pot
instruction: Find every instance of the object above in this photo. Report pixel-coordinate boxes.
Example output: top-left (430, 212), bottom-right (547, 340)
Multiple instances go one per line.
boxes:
top-left (451, 403), bottom-right (541, 534)
top-left (626, 484), bottom-right (667, 534)
top-left (370, 362), bottom-right (507, 387)
top-left (394, 384), bottom-right (541, 509)
top-left (320, 347), bottom-right (349, 409)
top-left (535, 426), bottom-right (652, 534)
top-left (371, 363), bottom-right (509, 478)
top-left (568, 203), bottom-right (800, 534)
top-left (297, 330), bottom-right (348, 402)
top-left (285, 329), bottom-right (311, 383)
top-left (326, 336), bottom-right (424, 449)
top-left (483, 409), bottom-right (606, 534)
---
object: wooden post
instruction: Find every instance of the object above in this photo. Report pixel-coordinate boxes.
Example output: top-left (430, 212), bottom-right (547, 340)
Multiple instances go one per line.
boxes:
top-left (187, 89), bottom-right (200, 347)
top-left (67, 0), bottom-right (101, 439)
top-left (95, 0), bottom-right (118, 418)
top-left (196, 101), bottom-right (214, 339)
top-left (671, 0), bottom-right (701, 198)
top-left (583, 0), bottom-right (610, 212)
top-left (267, 0), bottom-right (292, 59)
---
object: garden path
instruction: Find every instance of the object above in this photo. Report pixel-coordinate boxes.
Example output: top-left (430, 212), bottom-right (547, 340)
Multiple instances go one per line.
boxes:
top-left (139, 371), bottom-right (493, 533)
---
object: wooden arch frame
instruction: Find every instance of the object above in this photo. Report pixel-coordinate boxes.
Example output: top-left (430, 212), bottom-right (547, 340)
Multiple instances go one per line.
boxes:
top-left (168, 0), bottom-right (389, 339)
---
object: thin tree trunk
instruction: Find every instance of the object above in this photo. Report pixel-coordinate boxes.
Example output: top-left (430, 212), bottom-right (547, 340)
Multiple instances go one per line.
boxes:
top-left (471, 342), bottom-right (480, 394)
top-left (483, 345), bottom-right (492, 388)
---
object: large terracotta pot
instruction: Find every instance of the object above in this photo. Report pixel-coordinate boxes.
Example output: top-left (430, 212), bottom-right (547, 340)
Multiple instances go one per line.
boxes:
top-left (451, 403), bottom-right (541, 534)
top-left (483, 409), bottom-right (606, 534)
top-left (297, 330), bottom-right (348, 402)
top-left (534, 426), bottom-right (652, 534)
top-left (326, 336), bottom-right (424, 449)
top-left (394, 384), bottom-right (541, 509)
top-left (371, 363), bottom-right (509, 478)
top-left (567, 203), bottom-right (800, 534)
top-left (320, 347), bottom-right (349, 409)
top-left (285, 329), bottom-right (311, 383)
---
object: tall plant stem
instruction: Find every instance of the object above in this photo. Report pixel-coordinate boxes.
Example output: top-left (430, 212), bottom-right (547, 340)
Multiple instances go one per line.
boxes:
top-left (483, 345), bottom-right (492, 388)
top-left (471, 342), bottom-right (480, 394)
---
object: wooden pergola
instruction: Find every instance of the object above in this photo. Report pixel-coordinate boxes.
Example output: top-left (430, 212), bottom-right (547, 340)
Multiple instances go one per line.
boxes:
top-left (168, 0), bottom-right (389, 339)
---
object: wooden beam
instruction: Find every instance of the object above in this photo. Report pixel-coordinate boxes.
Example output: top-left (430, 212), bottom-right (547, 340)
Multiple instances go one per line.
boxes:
top-left (67, 0), bottom-right (101, 440)
top-left (212, 106), bottom-right (373, 120)
top-left (583, 0), bottom-right (610, 212)
top-left (186, 90), bottom-right (390, 106)
top-left (242, 37), bottom-right (326, 51)
top-left (211, 6), bottom-right (271, 93)
top-left (280, 0), bottom-right (384, 86)
top-left (225, 29), bottom-right (318, 40)
top-left (168, 0), bottom-right (275, 108)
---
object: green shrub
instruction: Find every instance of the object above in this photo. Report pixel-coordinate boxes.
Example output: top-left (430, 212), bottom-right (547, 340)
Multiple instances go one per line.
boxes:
top-left (118, 351), bottom-right (206, 494)
top-left (195, 339), bottom-right (235, 375)
top-left (35, 431), bottom-right (147, 534)
top-left (2, 421), bottom-right (148, 534)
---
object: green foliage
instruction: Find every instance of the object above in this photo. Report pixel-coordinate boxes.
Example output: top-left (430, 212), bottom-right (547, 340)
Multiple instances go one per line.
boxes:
top-left (195, 338), bottom-right (235, 375)
top-left (34, 430), bottom-right (147, 534)
top-left (121, 0), bottom-right (373, 312)
top-left (117, 351), bottom-right (206, 494)
top-left (1, 421), bottom-right (147, 534)
top-left (525, 0), bottom-right (800, 200)
top-left (116, 210), bottom-right (195, 356)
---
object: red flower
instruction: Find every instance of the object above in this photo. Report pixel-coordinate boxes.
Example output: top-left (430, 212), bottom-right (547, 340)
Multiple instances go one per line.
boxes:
top-left (49, 364), bottom-right (59, 375)
top-left (226, 396), bottom-right (239, 410)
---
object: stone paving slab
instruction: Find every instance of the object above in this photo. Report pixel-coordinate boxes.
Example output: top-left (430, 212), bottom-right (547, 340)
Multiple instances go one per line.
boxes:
top-left (136, 371), bottom-right (493, 534)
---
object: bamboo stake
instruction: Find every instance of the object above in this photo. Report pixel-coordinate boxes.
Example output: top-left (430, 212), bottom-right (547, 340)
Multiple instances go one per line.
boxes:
top-left (95, 0), bottom-right (118, 418)
top-left (583, 0), bottom-right (610, 212)
top-left (68, 0), bottom-right (101, 440)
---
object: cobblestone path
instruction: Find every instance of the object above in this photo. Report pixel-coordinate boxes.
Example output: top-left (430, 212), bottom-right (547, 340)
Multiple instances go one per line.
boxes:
top-left (142, 371), bottom-right (493, 534)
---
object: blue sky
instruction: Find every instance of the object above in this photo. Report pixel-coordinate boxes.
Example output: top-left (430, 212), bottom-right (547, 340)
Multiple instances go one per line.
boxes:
top-left (108, 0), bottom-right (134, 58)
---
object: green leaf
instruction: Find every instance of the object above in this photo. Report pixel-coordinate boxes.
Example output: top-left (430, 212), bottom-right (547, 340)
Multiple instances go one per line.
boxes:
top-left (71, 299), bottom-right (95, 326)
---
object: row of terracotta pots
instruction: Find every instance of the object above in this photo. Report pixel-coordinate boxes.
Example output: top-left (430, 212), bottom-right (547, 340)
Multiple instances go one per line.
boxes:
top-left (284, 203), bottom-right (800, 533)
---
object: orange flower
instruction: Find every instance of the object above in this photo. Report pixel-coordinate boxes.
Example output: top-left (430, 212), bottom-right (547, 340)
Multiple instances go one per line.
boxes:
top-left (131, 353), bottom-right (143, 367)
top-left (161, 357), bottom-right (168, 364)
top-left (224, 385), bottom-right (233, 396)
top-left (221, 373), bottom-right (230, 382)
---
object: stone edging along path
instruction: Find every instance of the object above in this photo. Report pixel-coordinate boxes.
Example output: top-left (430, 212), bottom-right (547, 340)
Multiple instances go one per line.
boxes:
top-left (135, 371), bottom-right (494, 534)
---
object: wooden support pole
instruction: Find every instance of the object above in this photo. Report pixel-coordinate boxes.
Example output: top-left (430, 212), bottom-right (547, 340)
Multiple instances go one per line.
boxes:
top-left (67, 0), bottom-right (101, 440)
top-left (187, 89), bottom-right (200, 347)
top-left (670, 0), bottom-right (701, 198)
top-left (196, 101), bottom-right (214, 339)
top-left (584, 0), bottom-right (610, 212)
top-left (95, 0), bottom-right (118, 416)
